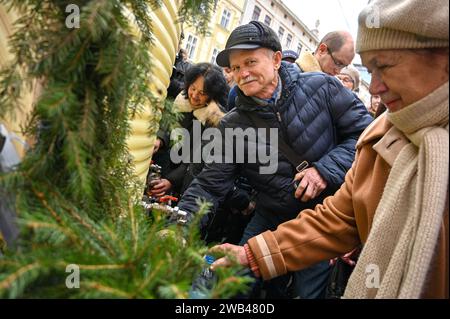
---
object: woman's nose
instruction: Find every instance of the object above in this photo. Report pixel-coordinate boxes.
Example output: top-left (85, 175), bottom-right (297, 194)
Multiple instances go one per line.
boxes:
top-left (369, 72), bottom-right (388, 95)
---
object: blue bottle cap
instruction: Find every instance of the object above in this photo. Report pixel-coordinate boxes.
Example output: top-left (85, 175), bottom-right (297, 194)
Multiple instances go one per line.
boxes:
top-left (204, 255), bottom-right (215, 265)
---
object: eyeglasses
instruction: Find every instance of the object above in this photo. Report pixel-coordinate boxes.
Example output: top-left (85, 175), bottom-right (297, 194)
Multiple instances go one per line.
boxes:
top-left (338, 76), bottom-right (354, 84)
top-left (327, 47), bottom-right (348, 69)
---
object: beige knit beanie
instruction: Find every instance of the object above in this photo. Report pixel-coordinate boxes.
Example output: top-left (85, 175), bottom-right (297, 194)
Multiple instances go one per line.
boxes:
top-left (357, 0), bottom-right (449, 53)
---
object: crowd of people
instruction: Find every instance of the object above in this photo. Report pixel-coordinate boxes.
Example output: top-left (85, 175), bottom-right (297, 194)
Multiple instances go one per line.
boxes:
top-left (148, 0), bottom-right (448, 299)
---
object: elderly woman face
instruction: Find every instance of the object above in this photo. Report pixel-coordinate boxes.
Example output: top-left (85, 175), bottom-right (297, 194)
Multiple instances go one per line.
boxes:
top-left (361, 49), bottom-right (449, 112)
top-left (336, 74), bottom-right (355, 90)
top-left (188, 76), bottom-right (209, 108)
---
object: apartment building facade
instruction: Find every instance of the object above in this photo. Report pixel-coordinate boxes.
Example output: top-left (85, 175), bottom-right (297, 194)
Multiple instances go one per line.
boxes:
top-left (182, 0), bottom-right (318, 64)
top-left (182, 0), bottom-right (246, 64)
top-left (240, 0), bottom-right (319, 55)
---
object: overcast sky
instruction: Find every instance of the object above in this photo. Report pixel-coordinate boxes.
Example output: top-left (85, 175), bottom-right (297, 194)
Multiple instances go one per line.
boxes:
top-left (281, 0), bottom-right (369, 63)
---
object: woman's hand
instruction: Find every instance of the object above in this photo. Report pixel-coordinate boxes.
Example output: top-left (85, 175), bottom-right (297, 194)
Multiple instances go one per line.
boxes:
top-left (330, 247), bottom-right (360, 266)
top-left (149, 179), bottom-right (172, 197)
top-left (209, 243), bottom-right (248, 271)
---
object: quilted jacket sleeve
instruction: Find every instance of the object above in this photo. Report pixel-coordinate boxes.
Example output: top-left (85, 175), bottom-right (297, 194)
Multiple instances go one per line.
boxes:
top-left (313, 77), bottom-right (372, 188)
top-left (178, 121), bottom-right (238, 215)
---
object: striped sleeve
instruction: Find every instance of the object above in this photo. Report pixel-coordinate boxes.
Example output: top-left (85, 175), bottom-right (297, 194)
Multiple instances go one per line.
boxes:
top-left (247, 231), bottom-right (288, 280)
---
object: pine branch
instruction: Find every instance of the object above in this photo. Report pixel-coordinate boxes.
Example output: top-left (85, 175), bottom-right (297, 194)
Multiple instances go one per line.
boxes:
top-left (24, 221), bottom-right (79, 246)
top-left (82, 281), bottom-right (132, 298)
top-left (178, 0), bottom-right (215, 36)
top-left (0, 0), bottom-right (248, 299)
top-left (0, 262), bottom-right (41, 298)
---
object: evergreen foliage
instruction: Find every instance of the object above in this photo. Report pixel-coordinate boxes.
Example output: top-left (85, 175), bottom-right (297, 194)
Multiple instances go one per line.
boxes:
top-left (178, 0), bottom-right (217, 36)
top-left (0, 0), bottom-right (250, 298)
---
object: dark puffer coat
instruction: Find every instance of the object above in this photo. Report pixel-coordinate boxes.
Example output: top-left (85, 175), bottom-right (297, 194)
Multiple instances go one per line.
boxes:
top-left (179, 62), bottom-right (373, 222)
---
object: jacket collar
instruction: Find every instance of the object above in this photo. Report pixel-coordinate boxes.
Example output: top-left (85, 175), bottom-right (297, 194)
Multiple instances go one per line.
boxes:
top-left (356, 113), bottom-right (391, 149)
top-left (357, 113), bottom-right (409, 167)
top-left (235, 62), bottom-right (299, 113)
top-left (296, 49), bottom-right (322, 73)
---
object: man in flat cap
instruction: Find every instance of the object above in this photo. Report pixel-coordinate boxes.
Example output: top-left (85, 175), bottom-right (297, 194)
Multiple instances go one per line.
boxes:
top-left (179, 21), bottom-right (372, 298)
top-left (211, 0), bottom-right (449, 299)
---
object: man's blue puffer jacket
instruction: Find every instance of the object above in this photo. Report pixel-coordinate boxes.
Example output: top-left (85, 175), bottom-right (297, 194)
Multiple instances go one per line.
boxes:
top-left (179, 61), bottom-right (373, 221)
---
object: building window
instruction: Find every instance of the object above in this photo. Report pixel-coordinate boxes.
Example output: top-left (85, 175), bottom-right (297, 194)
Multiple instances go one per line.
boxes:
top-left (211, 48), bottom-right (220, 64)
top-left (271, 2), bottom-right (274, 6)
top-left (284, 14), bottom-right (288, 19)
top-left (264, 15), bottom-right (272, 26)
top-left (220, 9), bottom-right (232, 29)
top-left (297, 43), bottom-right (303, 55)
top-left (278, 27), bottom-right (285, 41)
top-left (286, 34), bottom-right (292, 48)
top-left (252, 6), bottom-right (261, 21)
top-left (185, 34), bottom-right (198, 60)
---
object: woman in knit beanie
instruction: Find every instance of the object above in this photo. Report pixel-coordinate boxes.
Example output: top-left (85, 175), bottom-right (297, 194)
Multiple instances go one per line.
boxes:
top-left (209, 0), bottom-right (448, 299)
top-left (343, 0), bottom-right (449, 298)
top-left (337, 65), bottom-right (360, 92)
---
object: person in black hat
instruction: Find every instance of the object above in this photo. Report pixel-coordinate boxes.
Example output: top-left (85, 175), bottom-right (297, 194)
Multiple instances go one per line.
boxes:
top-left (281, 50), bottom-right (299, 64)
top-left (167, 32), bottom-right (192, 100)
top-left (178, 21), bottom-right (372, 299)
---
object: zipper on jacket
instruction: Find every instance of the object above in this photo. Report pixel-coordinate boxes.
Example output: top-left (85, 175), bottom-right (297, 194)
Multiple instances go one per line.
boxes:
top-left (270, 104), bottom-right (289, 146)
top-left (276, 112), bottom-right (282, 123)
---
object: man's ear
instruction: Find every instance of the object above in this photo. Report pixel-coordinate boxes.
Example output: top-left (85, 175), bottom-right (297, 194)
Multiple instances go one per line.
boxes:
top-left (273, 51), bottom-right (282, 67)
top-left (316, 43), bottom-right (328, 57)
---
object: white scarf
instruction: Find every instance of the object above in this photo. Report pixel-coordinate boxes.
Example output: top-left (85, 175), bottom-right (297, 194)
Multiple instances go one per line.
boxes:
top-left (173, 93), bottom-right (224, 127)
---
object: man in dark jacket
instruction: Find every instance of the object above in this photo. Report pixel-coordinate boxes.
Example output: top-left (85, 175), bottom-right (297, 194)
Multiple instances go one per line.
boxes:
top-left (166, 48), bottom-right (192, 100)
top-left (178, 21), bottom-right (372, 298)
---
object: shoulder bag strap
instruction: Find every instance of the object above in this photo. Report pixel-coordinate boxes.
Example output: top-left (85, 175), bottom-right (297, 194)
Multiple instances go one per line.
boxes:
top-left (243, 111), bottom-right (309, 172)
